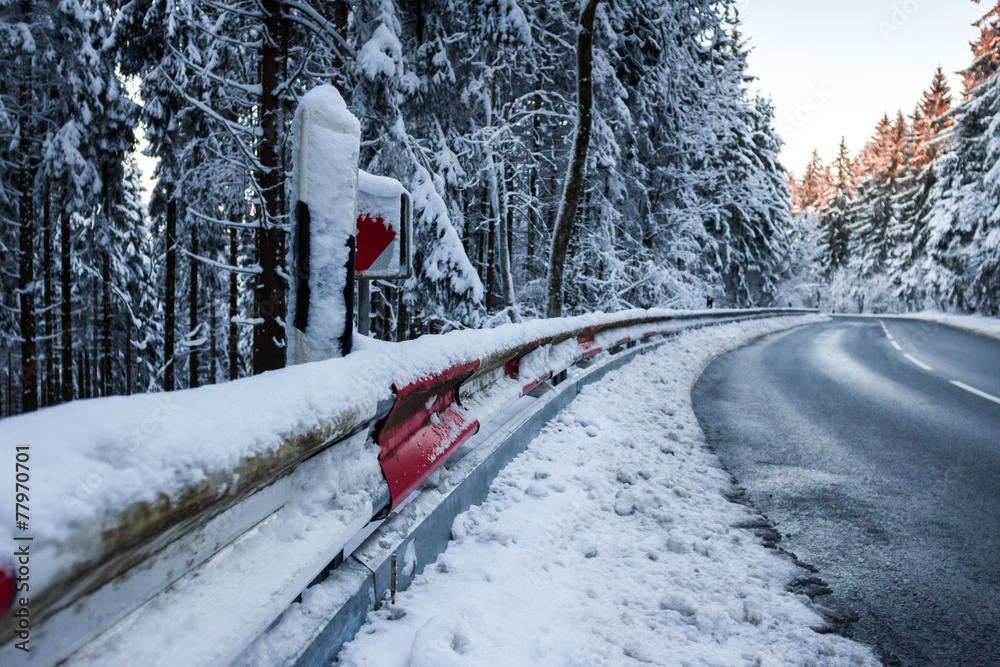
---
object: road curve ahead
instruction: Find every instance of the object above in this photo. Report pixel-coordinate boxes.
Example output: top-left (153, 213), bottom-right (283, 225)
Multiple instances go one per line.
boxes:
top-left (692, 317), bottom-right (1000, 666)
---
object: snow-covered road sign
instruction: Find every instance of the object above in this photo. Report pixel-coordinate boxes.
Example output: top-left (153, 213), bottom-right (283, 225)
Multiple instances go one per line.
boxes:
top-left (355, 171), bottom-right (413, 279)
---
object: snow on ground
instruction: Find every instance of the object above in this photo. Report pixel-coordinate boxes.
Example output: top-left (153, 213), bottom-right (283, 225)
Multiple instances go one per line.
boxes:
top-left (896, 311), bottom-right (1000, 343)
top-left (337, 315), bottom-right (877, 667)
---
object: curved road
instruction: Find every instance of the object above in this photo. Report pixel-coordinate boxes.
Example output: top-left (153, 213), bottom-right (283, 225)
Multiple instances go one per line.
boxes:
top-left (692, 317), bottom-right (1000, 666)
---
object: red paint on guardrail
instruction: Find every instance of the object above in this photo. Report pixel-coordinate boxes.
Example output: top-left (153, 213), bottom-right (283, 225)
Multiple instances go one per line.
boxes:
top-left (503, 337), bottom-right (555, 395)
top-left (378, 361), bottom-right (481, 507)
top-left (578, 327), bottom-right (602, 359)
top-left (0, 561), bottom-right (13, 617)
top-left (521, 373), bottom-right (552, 396)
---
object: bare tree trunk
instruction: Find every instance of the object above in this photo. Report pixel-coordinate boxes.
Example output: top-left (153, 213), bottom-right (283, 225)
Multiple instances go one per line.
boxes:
top-left (43, 186), bottom-right (54, 405)
top-left (125, 318), bottom-right (133, 396)
top-left (486, 213), bottom-right (497, 312)
top-left (209, 298), bottom-right (218, 384)
top-left (486, 74), bottom-right (515, 313)
top-left (546, 0), bottom-right (601, 319)
top-left (228, 228), bottom-right (239, 381)
top-left (7, 350), bottom-right (14, 415)
top-left (477, 195), bottom-right (488, 286)
top-left (413, 0), bottom-right (425, 43)
top-left (502, 160), bottom-right (516, 316)
top-left (331, 0), bottom-right (350, 96)
top-left (253, 0), bottom-right (287, 375)
top-left (60, 208), bottom-right (73, 401)
top-left (189, 230), bottom-right (200, 388)
top-left (92, 289), bottom-right (100, 396)
top-left (164, 193), bottom-right (177, 390)
top-left (17, 76), bottom-right (37, 413)
top-left (79, 350), bottom-right (88, 399)
top-left (527, 121), bottom-right (539, 273)
top-left (101, 251), bottom-right (112, 397)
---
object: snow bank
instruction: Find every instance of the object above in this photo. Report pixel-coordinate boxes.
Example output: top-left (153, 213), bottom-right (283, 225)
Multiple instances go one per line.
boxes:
top-left (895, 311), bottom-right (1000, 343)
top-left (337, 315), bottom-right (878, 666)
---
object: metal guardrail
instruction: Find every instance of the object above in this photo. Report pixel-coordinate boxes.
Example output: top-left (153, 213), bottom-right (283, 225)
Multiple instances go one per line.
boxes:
top-left (0, 307), bottom-right (816, 665)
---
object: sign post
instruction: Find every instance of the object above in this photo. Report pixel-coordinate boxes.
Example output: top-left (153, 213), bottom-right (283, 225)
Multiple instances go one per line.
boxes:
top-left (354, 171), bottom-right (413, 337)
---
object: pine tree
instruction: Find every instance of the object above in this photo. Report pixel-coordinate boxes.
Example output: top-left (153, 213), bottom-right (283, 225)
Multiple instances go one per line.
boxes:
top-left (963, 0), bottom-right (1000, 93)
top-left (819, 138), bottom-right (853, 272)
top-left (797, 150), bottom-right (829, 212)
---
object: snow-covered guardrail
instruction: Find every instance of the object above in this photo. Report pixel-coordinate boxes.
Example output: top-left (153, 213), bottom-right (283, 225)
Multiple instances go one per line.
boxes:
top-left (0, 307), bottom-right (815, 665)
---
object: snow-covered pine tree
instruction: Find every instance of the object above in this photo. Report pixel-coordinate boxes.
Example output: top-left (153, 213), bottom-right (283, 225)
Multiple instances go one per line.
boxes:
top-left (919, 0), bottom-right (999, 312)
top-left (819, 138), bottom-right (854, 273)
top-left (354, 0), bottom-right (485, 335)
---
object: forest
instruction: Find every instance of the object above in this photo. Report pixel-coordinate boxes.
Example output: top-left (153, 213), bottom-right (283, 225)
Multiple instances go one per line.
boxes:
top-left (786, 1), bottom-right (1000, 317)
top-left (0, 0), bottom-right (795, 416)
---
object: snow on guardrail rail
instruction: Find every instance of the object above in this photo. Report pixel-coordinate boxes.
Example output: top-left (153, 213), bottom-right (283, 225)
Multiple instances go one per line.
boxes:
top-left (0, 307), bottom-right (815, 665)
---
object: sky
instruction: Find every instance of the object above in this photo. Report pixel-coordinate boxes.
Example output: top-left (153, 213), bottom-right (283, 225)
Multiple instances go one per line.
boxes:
top-left (738, 0), bottom-right (988, 175)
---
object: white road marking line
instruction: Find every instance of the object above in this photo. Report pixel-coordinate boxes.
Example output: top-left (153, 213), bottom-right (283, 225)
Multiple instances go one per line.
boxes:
top-left (903, 354), bottom-right (933, 371)
top-left (951, 381), bottom-right (1000, 406)
top-left (891, 340), bottom-right (902, 351)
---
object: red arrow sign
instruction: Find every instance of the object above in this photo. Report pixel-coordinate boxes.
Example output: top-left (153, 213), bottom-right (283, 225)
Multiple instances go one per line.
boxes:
top-left (355, 213), bottom-right (397, 274)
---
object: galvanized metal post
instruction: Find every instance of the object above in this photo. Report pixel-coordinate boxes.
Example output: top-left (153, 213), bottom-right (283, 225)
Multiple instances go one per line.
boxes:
top-left (358, 278), bottom-right (371, 336)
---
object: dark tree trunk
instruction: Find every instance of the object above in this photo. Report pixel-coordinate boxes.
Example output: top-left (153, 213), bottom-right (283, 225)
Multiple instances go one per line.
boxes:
top-left (209, 299), bottom-right (218, 384)
top-left (79, 350), bottom-right (88, 399)
top-left (101, 252), bottom-right (112, 397)
top-left (189, 230), bottom-right (200, 388)
top-left (125, 318), bottom-right (133, 396)
top-left (253, 0), bottom-right (287, 375)
top-left (486, 207), bottom-right (497, 312)
top-left (92, 289), bottom-right (99, 396)
top-left (504, 161), bottom-right (515, 309)
top-left (164, 194), bottom-right (177, 390)
top-left (527, 159), bottom-right (538, 272)
top-left (477, 198), bottom-right (487, 286)
top-left (60, 208), bottom-right (73, 401)
top-left (6, 350), bottom-right (13, 415)
top-left (547, 0), bottom-right (601, 318)
top-left (43, 187), bottom-right (54, 405)
top-left (331, 0), bottom-right (350, 96)
top-left (229, 228), bottom-right (239, 381)
top-left (460, 194), bottom-right (473, 260)
top-left (413, 0), bottom-right (425, 43)
top-left (18, 103), bottom-right (37, 413)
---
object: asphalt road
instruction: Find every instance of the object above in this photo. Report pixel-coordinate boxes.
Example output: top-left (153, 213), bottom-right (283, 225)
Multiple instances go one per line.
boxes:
top-left (692, 317), bottom-right (1000, 666)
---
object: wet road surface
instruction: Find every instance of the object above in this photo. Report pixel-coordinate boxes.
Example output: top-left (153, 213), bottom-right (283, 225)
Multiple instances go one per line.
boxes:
top-left (692, 317), bottom-right (1000, 666)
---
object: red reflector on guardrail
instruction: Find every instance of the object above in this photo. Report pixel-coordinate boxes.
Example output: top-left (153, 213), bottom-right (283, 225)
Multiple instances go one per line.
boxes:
top-left (378, 362), bottom-right (481, 507)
